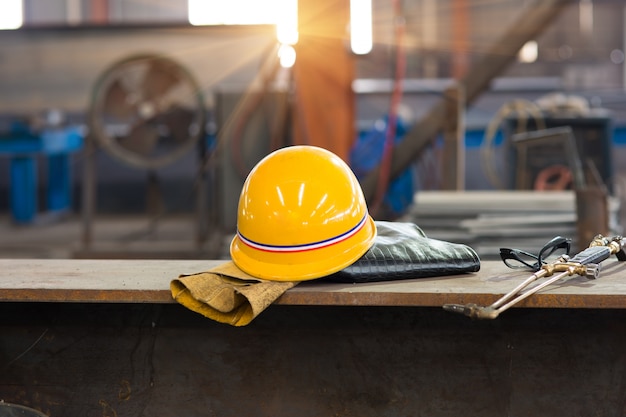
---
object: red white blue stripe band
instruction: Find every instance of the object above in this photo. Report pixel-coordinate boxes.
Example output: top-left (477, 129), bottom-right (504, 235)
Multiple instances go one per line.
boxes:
top-left (237, 214), bottom-right (369, 253)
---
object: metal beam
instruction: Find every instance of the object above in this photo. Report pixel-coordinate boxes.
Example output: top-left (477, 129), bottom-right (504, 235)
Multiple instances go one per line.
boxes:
top-left (361, 0), bottom-right (575, 202)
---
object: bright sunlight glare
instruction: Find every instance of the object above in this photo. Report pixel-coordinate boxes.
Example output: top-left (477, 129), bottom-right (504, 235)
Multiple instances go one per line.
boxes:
top-left (278, 44), bottom-right (296, 68)
top-left (188, 0), bottom-right (298, 45)
top-left (0, 0), bottom-right (23, 30)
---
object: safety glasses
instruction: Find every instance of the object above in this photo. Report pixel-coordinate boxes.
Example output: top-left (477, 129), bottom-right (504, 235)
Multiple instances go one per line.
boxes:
top-left (499, 235), bottom-right (572, 272)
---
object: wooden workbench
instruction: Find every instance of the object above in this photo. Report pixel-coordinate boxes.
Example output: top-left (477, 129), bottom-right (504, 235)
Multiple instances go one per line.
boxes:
top-left (1, 258), bottom-right (626, 309)
top-left (2, 258), bottom-right (626, 417)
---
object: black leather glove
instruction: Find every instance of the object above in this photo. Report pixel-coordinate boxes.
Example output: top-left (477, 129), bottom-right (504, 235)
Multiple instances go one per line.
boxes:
top-left (323, 221), bottom-right (480, 283)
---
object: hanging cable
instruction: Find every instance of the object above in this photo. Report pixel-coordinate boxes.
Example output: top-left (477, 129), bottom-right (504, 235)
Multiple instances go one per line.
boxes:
top-left (480, 99), bottom-right (546, 189)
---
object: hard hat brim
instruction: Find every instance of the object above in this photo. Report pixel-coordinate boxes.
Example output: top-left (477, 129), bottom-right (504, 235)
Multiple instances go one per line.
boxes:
top-left (230, 215), bottom-right (377, 282)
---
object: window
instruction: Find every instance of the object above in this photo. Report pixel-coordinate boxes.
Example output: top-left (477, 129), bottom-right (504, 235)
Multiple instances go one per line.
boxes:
top-left (188, 0), bottom-right (297, 45)
top-left (0, 0), bottom-right (23, 30)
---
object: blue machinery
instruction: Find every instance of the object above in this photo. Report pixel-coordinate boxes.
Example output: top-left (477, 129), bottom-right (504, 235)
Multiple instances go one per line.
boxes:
top-left (0, 123), bottom-right (83, 224)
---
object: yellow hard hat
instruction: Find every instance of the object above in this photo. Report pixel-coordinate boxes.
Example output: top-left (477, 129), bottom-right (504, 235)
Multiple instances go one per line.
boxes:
top-left (230, 145), bottom-right (377, 281)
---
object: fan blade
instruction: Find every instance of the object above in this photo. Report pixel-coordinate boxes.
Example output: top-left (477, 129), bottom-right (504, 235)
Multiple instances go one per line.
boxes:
top-left (141, 58), bottom-right (183, 101)
top-left (102, 79), bottom-right (135, 120)
top-left (157, 105), bottom-right (196, 143)
top-left (118, 122), bottom-right (159, 156)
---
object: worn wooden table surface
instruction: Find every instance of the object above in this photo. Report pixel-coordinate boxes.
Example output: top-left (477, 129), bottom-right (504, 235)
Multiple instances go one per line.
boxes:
top-left (1, 258), bottom-right (626, 308)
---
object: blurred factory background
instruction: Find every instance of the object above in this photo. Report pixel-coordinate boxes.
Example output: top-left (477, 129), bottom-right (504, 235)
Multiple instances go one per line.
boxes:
top-left (0, 0), bottom-right (625, 259)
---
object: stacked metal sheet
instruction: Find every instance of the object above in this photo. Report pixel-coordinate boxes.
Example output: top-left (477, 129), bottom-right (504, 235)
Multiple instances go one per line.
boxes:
top-left (399, 191), bottom-right (622, 260)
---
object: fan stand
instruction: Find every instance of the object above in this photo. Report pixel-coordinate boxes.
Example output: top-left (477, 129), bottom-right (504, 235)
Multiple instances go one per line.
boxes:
top-left (145, 170), bottom-right (163, 234)
top-left (78, 132), bottom-right (222, 259)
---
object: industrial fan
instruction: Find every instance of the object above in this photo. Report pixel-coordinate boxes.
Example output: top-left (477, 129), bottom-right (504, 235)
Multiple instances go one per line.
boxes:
top-left (80, 54), bottom-right (214, 257)
top-left (88, 53), bottom-right (206, 170)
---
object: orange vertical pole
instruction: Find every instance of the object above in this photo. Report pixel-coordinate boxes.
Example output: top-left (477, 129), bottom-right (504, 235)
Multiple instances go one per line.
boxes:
top-left (292, 0), bottom-right (355, 161)
top-left (452, 0), bottom-right (469, 78)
